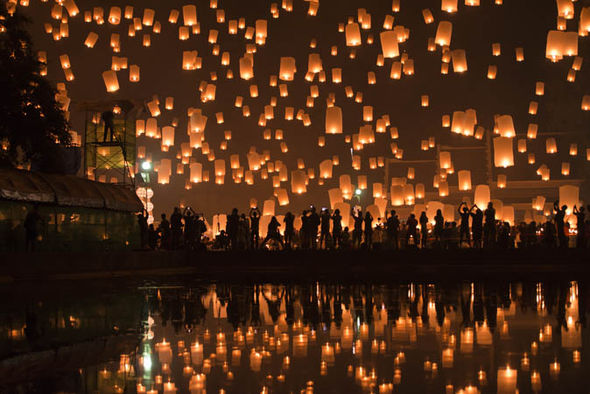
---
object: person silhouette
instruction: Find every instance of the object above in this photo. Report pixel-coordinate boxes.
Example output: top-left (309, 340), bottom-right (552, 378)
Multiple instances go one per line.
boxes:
top-left (319, 208), bottom-right (331, 249)
top-left (386, 210), bottom-right (400, 250)
top-left (24, 205), bottom-right (42, 251)
top-left (309, 206), bottom-right (320, 249)
top-left (158, 213), bottom-right (171, 249)
top-left (170, 207), bottom-right (183, 249)
top-left (483, 202), bottom-right (496, 248)
top-left (283, 212), bottom-right (295, 248)
top-left (434, 209), bottom-right (444, 245)
top-left (470, 204), bottom-right (483, 248)
top-left (419, 211), bottom-right (429, 248)
top-left (227, 208), bottom-right (240, 250)
top-left (332, 209), bottom-right (343, 249)
top-left (249, 207), bottom-right (261, 249)
top-left (573, 205), bottom-right (586, 248)
top-left (352, 208), bottom-right (363, 248)
top-left (261, 216), bottom-right (284, 249)
top-left (553, 201), bottom-right (568, 248)
top-left (458, 203), bottom-right (471, 247)
top-left (406, 213), bottom-right (418, 248)
top-left (364, 211), bottom-right (373, 249)
top-left (101, 110), bottom-right (115, 142)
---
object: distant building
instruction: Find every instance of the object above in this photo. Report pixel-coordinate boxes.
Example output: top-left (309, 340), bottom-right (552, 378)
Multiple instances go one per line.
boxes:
top-left (0, 168), bottom-right (142, 252)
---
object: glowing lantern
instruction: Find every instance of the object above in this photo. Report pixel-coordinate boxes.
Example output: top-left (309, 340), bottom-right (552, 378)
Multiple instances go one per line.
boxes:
top-left (557, 0), bottom-right (574, 19)
top-left (102, 70), bottom-right (119, 92)
top-left (494, 137), bottom-right (514, 168)
top-left (190, 163), bottom-right (203, 183)
top-left (561, 162), bottom-right (570, 176)
top-left (517, 139), bottom-right (527, 153)
top-left (239, 56), bottom-right (254, 80)
top-left (142, 9), bottom-right (155, 26)
top-left (345, 22), bottom-right (361, 46)
top-left (515, 47), bottom-right (525, 61)
top-left (422, 9), bottom-right (434, 24)
top-left (442, 0), bottom-right (458, 13)
top-left (435, 21), bottom-right (453, 46)
top-left (535, 82), bottom-right (544, 96)
top-left (580, 8), bottom-right (590, 35)
top-left (497, 174), bottom-right (507, 189)
top-left (487, 65), bottom-right (497, 79)
top-left (527, 124), bottom-right (538, 139)
top-left (452, 50), bottom-right (468, 72)
top-left (380, 31), bottom-right (400, 58)
top-left (474, 185), bottom-right (490, 208)
top-left (497, 115), bottom-right (515, 138)
top-left (84, 32), bottom-right (99, 48)
top-left (458, 170), bottom-right (472, 191)
top-left (181, 5), bottom-right (197, 26)
top-left (581, 95), bottom-right (590, 111)
top-left (545, 138), bottom-right (557, 154)
top-left (319, 160), bottom-right (333, 179)
top-left (279, 57), bottom-right (296, 81)
top-left (162, 126), bottom-right (174, 148)
top-left (291, 170), bottom-right (307, 194)
top-left (308, 53), bottom-right (323, 73)
top-left (439, 151), bottom-right (452, 169)
top-left (128, 65), bottom-right (140, 82)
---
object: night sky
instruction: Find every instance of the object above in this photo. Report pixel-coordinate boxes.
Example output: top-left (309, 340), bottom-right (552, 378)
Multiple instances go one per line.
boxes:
top-left (19, 0), bottom-right (590, 222)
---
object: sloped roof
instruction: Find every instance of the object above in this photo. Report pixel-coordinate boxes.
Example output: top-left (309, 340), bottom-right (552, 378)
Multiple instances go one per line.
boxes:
top-left (0, 168), bottom-right (142, 212)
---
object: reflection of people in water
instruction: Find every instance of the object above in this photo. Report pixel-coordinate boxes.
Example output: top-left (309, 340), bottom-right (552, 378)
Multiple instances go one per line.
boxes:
top-left (262, 287), bottom-right (285, 324)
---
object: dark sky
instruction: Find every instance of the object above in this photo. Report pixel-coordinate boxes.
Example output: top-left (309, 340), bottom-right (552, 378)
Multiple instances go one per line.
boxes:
top-left (20, 0), bottom-right (590, 221)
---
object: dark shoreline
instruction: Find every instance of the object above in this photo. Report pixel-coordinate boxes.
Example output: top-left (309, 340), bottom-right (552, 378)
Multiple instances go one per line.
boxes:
top-left (0, 249), bottom-right (588, 283)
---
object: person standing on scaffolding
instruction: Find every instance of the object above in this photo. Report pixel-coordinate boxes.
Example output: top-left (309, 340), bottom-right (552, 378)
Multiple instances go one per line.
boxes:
top-left (101, 110), bottom-right (115, 142)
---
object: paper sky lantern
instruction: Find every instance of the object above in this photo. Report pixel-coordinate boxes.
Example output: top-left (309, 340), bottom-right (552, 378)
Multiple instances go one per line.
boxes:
top-left (581, 95), bottom-right (590, 111)
top-left (545, 137), bottom-right (557, 154)
top-left (345, 22), bottom-right (361, 46)
top-left (458, 170), bottom-right (472, 191)
top-left (84, 32), bottom-right (99, 48)
top-left (380, 31), bottom-right (400, 58)
top-left (561, 162), bottom-right (570, 176)
top-left (322, 106), bottom-right (342, 134)
top-left (442, 0), bottom-right (458, 13)
top-left (474, 185), bottom-right (490, 208)
top-left (439, 151), bottom-right (452, 169)
top-left (556, 0), bottom-right (574, 19)
top-left (535, 81), bottom-right (544, 95)
top-left (487, 65), bottom-right (497, 79)
top-left (291, 170), bottom-right (307, 194)
top-left (142, 9), bottom-right (155, 26)
top-left (452, 49), bottom-right (468, 72)
top-left (102, 70), bottom-right (119, 92)
top-left (319, 159), bottom-right (333, 179)
top-left (515, 47), bottom-right (525, 61)
top-left (435, 21), bottom-right (452, 46)
top-left (308, 53), bottom-right (323, 73)
top-left (497, 174), bottom-right (507, 189)
top-left (527, 124), bottom-right (538, 139)
top-left (422, 9), bottom-right (434, 24)
top-left (580, 7), bottom-right (590, 35)
top-left (493, 137), bottom-right (514, 167)
top-left (190, 163), bottom-right (203, 183)
top-left (279, 57), bottom-right (296, 81)
top-left (497, 115), bottom-right (515, 138)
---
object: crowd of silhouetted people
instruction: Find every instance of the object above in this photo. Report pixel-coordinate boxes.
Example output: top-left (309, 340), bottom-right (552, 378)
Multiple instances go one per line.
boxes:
top-left (139, 201), bottom-right (589, 252)
top-left (148, 281), bottom-right (586, 334)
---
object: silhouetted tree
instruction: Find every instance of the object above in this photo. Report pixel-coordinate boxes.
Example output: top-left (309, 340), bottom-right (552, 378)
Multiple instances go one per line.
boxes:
top-left (0, 3), bottom-right (71, 171)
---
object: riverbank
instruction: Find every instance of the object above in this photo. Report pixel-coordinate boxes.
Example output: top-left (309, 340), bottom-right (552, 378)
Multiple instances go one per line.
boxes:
top-left (0, 248), bottom-right (588, 283)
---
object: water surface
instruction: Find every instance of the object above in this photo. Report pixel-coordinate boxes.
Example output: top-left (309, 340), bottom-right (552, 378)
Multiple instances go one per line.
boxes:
top-left (0, 279), bottom-right (587, 393)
